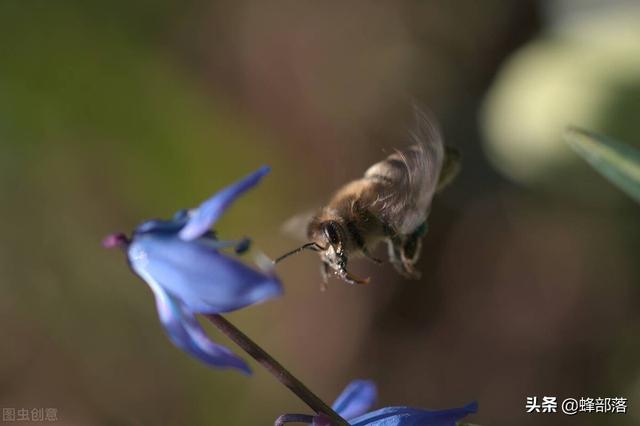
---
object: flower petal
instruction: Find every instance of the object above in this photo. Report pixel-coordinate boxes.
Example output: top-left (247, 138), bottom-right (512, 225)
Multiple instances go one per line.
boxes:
top-left (179, 166), bottom-right (271, 241)
top-left (332, 380), bottom-right (378, 420)
top-left (198, 237), bottom-right (252, 254)
top-left (128, 232), bottom-right (282, 313)
top-left (136, 218), bottom-right (187, 234)
top-left (349, 402), bottom-right (478, 426)
top-left (148, 279), bottom-right (251, 373)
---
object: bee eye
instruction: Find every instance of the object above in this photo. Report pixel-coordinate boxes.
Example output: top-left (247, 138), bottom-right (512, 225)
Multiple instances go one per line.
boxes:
top-left (322, 221), bottom-right (341, 245)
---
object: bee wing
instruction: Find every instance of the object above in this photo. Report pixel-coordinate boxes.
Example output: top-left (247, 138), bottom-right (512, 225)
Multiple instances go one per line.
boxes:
top-left (280, 209), bottom-right (317, 241)
top-left (364, 106), bottom-right (445, 235)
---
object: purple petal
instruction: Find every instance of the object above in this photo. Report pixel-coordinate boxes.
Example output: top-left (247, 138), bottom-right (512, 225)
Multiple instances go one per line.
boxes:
top-left (332, 380), bottom-right (378, 420)
top-left (349, 402), bottom-right (478, 426)
top-left (128, 232), bottom-right (282, 313)
top-left (179, 166), bottom-right (271, 241)
top-left (136, 218), bottom-right (187, 234)
top-left (198, 237), bottom-right (251, 253)
top-left (149, 280), bottom-right (250, 373)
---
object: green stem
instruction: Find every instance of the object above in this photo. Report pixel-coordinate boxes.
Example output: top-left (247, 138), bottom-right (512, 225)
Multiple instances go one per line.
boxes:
top-left (205, 314), bottom-right (349, 426)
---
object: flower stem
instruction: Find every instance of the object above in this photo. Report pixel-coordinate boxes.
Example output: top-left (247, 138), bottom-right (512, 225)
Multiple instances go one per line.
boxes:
top-left (205, 314), bottom-right (349, 426)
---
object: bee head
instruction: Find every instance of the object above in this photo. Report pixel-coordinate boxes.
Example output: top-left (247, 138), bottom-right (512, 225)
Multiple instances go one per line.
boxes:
top-left (313, 220), bottom-right (351, 276)
top-left (274, 219), bottom-right (345, 263)
top-left (274, 218), bottom-right (369, 285)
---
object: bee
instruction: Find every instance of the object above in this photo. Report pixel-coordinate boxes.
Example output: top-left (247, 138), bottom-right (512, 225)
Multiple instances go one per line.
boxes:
top-left (275, 106), bottom-right (460, 285)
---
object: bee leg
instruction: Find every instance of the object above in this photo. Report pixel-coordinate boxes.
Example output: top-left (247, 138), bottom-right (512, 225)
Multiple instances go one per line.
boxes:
top-left (387, 234), bottom-right (422, 279)
top-left (400, 236), bottom-right (422, 279)
top-left (399, 223), bottom-right (427, 278)
top-left (320, 261), bottom-right (330, 291)
top-left (403, 228), bottom-right (423, 262)
top-left (387, 236), bottom-right (412, 278)
top-left (362, 247), bottom-right (383, 264)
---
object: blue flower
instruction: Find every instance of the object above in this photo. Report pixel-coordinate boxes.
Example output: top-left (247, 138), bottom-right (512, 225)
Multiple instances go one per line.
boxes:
top-left (104, 166), bottom-right (281, 374)
top-left (321, 380), bottom-right (477, 426)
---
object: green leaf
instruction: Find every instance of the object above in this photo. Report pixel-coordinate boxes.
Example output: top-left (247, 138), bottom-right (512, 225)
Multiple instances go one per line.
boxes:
top-left (564, 127), bottom-right (640, 204)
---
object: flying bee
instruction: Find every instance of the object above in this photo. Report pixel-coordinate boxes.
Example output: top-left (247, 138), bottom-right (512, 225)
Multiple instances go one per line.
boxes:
top-left (275, 106), bottom-right (460, 285)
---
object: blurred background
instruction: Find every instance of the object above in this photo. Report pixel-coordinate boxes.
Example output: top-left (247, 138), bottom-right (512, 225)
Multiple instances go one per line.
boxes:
top-left (1, 1), bottom-right (639, 425)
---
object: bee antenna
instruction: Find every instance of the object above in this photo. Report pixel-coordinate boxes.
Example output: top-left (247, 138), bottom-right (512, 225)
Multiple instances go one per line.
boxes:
top-left (273, 242), bottom-right (321, 264)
